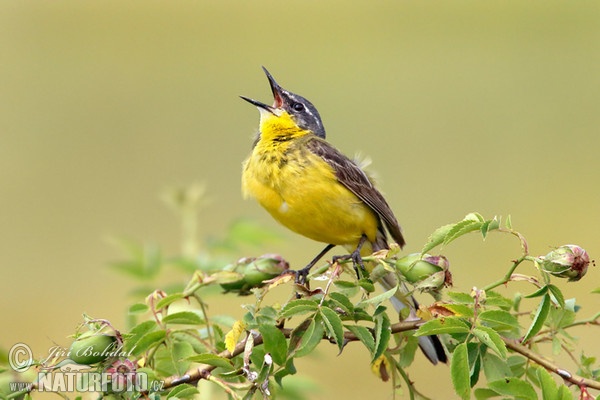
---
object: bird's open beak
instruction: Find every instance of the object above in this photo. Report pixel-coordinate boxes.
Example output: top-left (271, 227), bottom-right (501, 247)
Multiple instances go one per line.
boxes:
top-left (240, 95), bottom-right (276, 114)
top-left (240, 67), bottom-right (285, 114)
top-left (261, 67), bottom-right (284, 108)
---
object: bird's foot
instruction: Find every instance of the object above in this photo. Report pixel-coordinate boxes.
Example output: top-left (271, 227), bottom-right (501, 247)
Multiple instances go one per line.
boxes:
top-left (332, 248), bottom-right (365, 280)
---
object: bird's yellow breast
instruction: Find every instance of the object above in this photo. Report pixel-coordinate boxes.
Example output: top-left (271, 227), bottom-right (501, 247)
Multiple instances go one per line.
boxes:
top-left (242, 134), bottom-right (379, 247)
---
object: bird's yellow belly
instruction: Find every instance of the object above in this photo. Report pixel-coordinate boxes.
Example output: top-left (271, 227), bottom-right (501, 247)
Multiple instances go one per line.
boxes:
top-left (242, 151), bottom-right (379, 247)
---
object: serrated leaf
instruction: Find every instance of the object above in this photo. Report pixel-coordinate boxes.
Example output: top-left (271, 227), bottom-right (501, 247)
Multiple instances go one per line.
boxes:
top-left (358, 278), bottom-right (375, 293)
top-left (166, 383), bottom-right (199, 399)
top-left (187, 353), bottom-right (234, 369)
top-left (447, 292), bottom-right (475, 304)
top-left (524, 285), bottom-right (549, 299)
top-left (320, 306), bottom-right (345, 352)
top-left (131, 329), bottom-right (166, 356)
top-left (125, 320), bottom-right (158, 352)
top-left (415, 317), bottom-right (470, 336)
top-left (162, 311), bottom-right (203, 325)
top-left (474, 388), bottom-right (501, 400)
top-left (557, 385), bottom-right (572, 400)
top-left (224, 320), bottom-right (246, 354)
top-left (280, 299), bottom-right (319, 318)
top-left (536, 367), bottom-right (558, 400)
top-left (373, 312), bottom-right (391, 361)
top-left (258, 324), bottom-right (288, 366)
top-left (482, 353), bottom-right (512, 382)
top-left (345, 325), bottom-right (375, 355)
top-left (467, 342), bottom-right (482, 387)
top-left (440, 303), bottom-right (475, 318)
top-left (443, 213), bottom-right (485, 246)
top-left (473, 327), bottom-right (507, 359)
top-left (357, 286), bottom-right (397, 307)
top-left (488, 378), bottom-right (537, 400)
top-left (480, 217), bottom-right (500, 239)
top-left (328, 292), bottom-right (355, 314)
top-left (479, 310), bottom-right (519, 331)
top-left (155, 293), bottom-right (185, 310)
top-left (451, 343), bottom-right (471, 400)
top-left (422, 223), bottom-right (454, 254)
top-left (154, 340), bottom-right (194, 376)
top-left (522, 293), bottom-right (551, 343)
top-left (547, 284), bottom-right (565, 307)
top-left (293, 317), bottom-right (325, 358)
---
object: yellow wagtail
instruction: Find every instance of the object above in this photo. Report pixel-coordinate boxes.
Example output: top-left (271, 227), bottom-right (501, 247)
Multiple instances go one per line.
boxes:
top-left (241, 67), bottom-right (446, 364)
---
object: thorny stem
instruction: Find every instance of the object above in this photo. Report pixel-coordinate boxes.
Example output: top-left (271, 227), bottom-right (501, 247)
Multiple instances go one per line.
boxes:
top-left (139, 320), bottom-right (423, 396)
top-left (503, 337), bottom-right (600, 390)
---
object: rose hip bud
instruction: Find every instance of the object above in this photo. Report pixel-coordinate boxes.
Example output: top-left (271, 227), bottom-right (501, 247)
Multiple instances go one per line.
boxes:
top-left (243, 254), bottom-right (289, 286)
top-left (395, 253), bottom-right (450, 287)
top-left (221, 254), bottom-right (289, 294)
top-left (539, 245), bottom-right (591, 282)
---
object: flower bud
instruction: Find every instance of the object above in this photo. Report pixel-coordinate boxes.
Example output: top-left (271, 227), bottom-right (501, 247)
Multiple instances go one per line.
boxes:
top-left (221, 254), bottom-right (289, 294)
top-left (394, 253), bottom-right (451, 290)
top-left (539, 245), bottom-right (591, 282)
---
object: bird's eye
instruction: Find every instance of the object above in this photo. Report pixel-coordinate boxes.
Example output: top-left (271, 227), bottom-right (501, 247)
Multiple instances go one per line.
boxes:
top-left (292, 102), bottom-right (304, 111)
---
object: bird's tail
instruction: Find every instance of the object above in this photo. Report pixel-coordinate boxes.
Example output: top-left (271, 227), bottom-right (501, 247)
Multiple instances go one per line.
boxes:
top-left (379, 272), bottom-right (447, 364)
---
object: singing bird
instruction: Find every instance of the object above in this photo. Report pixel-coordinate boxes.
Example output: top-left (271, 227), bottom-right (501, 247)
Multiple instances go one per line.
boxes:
top-left (241, 68), bottom-right (446, 364)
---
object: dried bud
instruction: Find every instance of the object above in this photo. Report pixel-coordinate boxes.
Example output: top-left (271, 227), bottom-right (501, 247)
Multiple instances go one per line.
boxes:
top-left (538, 245), bottom-right (591, 282)
top-left (394, 253), bottom-right (451, 290)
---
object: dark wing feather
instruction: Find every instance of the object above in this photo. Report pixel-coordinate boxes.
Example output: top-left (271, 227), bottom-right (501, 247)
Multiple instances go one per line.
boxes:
top-left (306, 137), bottom-right (405, 248)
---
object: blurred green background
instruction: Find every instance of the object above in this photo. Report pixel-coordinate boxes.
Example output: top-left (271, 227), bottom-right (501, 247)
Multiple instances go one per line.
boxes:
top-left (1, 1), bottom-right (599, 398)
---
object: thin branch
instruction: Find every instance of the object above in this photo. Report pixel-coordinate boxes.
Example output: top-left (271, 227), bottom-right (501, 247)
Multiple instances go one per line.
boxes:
top-left (141, 320), bottom-right (422, 395)
top-left (502, 337), bottom-right (600, 390)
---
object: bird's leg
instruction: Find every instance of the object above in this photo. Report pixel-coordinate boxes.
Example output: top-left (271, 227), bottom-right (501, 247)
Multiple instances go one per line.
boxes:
top-left (294, 244), bottom-right (335, 285)
top-left (332, 234), bottom-right (368, 280)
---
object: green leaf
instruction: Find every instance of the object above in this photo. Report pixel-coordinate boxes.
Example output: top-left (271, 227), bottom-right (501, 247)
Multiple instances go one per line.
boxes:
top-left (155, 293), bottom-right (185, 310)
top-left (473, 327), bottom-right (507, 359)
top-left (547, 284), bottom-right (565, 307)
top-left (505, 214), bottom-right (512, 230)
top-left (131, 329), bottom-right (167, 356)
top-left (415, 317), bottom-right (470, 336)
top-left (447, 291), bottom-right (475, 304)
top-left (280, 299), bottom-right (319, 318)
top-left (422, 223), bottom-right (454, 254)
top-left (320, 306), bottom-right (345, 352)
top-left (293, 317), bottom-right (325, 358)
top-left (479, 310), bottom-right (519, 331)
top-left (186, 353), bottom-right (234, 370)
top-left (327, 292), bottom-right (355, 314)
top-left (162, 311), bottom-right (203, 325)
top-left (451, 343), bottom-right (471, 400)
top-left (125, 320), bottom-right (158, 352)
top-left (474, 388), bottom-right (501, 400)
top-left (358, 278), bottom-right (375, 293)
top-left (397, 334), bottom-right (419, 368)
top-left (154, 340), bottom-right (194, 376)
top-left (480, 217), bottom-right (500, 239)
top-left (440, 303), bottom-right (475, 318)
top-left (524, 285), bottom-right (549, 299)
top-left (522, 293), bottom-right (551, 343)
top-left (372, 311), bottom-right (391, 361)
top-left (482, 353), bottom-right (512, 382)
top-left (536, 367), bottom-right (558, 400)
top-left (488, 378), bottom-right (537, 400)
top-left (258, 324), bottom-right (288, 366)
top-left (345, 325), bottom-right (375, 356)
top-left (443, 213), bottom-right (485, 246)
top-left (557, 385), bottom-right (572, 400)
top-left (357, 286), bottom-right (397, 307)
top-left (128, 303), bottom-right (149, 314)
top-left (166, 383), bottom-right (199, 399)
top-left (485, 291), bottom-right (514, 311)
top-left (467, 343), bottom-right (482, 387)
